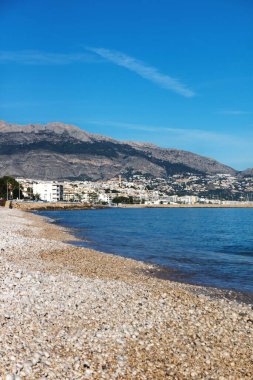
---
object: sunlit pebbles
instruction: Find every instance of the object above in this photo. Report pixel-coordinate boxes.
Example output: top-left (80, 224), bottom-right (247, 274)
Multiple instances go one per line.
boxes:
top-left (0, 208), bottom-right (252, 379)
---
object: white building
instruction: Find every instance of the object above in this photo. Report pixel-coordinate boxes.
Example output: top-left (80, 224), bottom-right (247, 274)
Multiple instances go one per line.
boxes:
top-left (33, 182), bottom-right (63, 202)
top-left (178, 195), bottom-right (199, 204)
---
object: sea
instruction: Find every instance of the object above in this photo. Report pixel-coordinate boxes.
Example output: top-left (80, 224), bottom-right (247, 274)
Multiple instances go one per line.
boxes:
top-left (40, 208), bottom-right (253, 295)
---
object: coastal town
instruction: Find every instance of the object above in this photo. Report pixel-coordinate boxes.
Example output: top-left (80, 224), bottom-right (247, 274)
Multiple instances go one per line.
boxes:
top-left (1, 1), bottom-right (253, 379)
top-left (13, 173), bottom-right (253, 205)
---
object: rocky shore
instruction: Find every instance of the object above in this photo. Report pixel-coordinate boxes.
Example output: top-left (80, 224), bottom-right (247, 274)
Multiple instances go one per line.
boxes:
top-left (10, 201), bottom-right (253, 211)
top-left (11, 201), bottom-right (105, 212)
top-left (0, 208), bottom-right (252, 379)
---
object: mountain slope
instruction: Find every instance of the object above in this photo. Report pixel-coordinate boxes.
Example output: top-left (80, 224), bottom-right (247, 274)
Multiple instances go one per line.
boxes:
top-left (0, 120), bottom-right (237, 180)
top-left (238, 168), bottom-right (253, 178)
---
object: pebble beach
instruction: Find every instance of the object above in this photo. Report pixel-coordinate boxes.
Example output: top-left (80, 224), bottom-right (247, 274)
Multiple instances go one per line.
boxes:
top-left (0, 208), bottom-right (253, 379)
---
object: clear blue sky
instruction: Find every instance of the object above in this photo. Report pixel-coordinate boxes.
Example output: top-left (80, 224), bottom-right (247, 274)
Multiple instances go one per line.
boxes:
top-left (0, 0), bottom-right (252, 170)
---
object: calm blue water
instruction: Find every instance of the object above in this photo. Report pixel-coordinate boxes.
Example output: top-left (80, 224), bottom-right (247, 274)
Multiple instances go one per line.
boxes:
top-left (40, 208), bottom-right (253, 293)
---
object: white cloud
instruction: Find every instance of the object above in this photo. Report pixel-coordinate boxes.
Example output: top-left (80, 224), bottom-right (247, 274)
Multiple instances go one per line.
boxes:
top-left (0, 50), bottom-right (96, 65)
top-left (0, 48), bottom-right (195, 97)
top-left (87, 47), bottom-right (195, 97)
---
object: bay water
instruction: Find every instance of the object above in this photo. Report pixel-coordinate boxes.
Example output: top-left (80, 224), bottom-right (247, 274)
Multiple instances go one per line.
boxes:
top-left (40, 208), bottom-right (253, 294)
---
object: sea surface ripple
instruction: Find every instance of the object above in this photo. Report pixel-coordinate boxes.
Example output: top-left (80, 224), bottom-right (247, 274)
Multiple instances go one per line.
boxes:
top-left (40, 208), bottom-right (253, 293)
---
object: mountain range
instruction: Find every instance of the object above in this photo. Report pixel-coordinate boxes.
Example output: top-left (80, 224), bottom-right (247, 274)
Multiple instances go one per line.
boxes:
top-left (0, 120), bottom-right (251, 180)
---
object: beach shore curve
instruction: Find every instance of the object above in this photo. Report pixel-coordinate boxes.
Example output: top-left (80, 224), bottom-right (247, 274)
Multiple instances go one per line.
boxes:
top-left (0, 207), bottom-right (252, 379)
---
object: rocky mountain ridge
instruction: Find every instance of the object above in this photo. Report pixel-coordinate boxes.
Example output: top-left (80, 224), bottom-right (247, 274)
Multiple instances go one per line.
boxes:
top-left (0, 120), bottom-right (250, 180)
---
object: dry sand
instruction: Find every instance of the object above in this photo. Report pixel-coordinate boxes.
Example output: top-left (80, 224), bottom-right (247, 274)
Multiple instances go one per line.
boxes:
top-left (0, 207), bottom-right (252, 379)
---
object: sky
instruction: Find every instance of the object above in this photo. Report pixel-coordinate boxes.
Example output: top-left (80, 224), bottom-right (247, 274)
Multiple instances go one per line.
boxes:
top-left (0, 0), bottom-right (253, 170)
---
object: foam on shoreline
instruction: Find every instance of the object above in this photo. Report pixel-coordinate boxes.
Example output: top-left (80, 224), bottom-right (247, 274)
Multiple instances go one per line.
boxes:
top-left (0, 207), bottom-right (252, 379)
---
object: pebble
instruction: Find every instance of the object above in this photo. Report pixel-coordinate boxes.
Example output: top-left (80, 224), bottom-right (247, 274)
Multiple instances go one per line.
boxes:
top-left (15, 272), bottom-right (22, 279)
top-left (0, 208), bottom-right (252, 379)
top-left (5, 375), bottom-right (14, 380)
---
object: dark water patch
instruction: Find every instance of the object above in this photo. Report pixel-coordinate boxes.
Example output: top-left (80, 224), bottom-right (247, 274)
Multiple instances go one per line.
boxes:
top-left (219, 245), bottom-right (253, 257)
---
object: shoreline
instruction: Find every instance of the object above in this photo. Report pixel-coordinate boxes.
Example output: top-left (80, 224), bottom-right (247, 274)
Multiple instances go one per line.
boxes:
top-left (39, 206), bottom-right (253, 303)
top-left (9, 200), bottom-right (253, 211)
top-left (0, 208), bottom-right (253, 378)
top-left (11, 201), bottom-right (107, 211)
top-left (119, 203), bottom-right (253, 208)
top-left (45, 209), bottom-right (253, 305)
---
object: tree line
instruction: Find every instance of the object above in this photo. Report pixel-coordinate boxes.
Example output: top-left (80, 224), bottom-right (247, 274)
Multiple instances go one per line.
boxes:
top-left (0, 176), bottom-right (22, 200)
